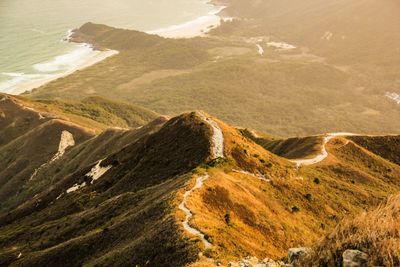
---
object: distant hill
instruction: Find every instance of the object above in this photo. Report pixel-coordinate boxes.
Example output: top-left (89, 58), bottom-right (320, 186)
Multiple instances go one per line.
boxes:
top-left (3, 94), bottom-right (159, 132)
top-left (1, 104), bottom-right (399, 266)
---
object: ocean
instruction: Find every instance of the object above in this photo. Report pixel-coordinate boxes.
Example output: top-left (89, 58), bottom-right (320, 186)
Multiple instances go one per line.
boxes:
top-left (0, 0), bottom-right (220, 94)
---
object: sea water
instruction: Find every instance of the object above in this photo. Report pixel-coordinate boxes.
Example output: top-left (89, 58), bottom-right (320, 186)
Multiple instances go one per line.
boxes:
top-left (0, 0), bottom-right (220, 94)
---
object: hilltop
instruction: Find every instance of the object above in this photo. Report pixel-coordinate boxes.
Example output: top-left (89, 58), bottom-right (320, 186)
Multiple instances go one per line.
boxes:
top-left (1, 100), bottom-right (399, 266)
top-left (1, 93), bottom-right (159, 133)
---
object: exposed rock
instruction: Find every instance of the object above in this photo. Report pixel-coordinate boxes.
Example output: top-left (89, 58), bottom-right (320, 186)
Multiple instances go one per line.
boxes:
top-left (259, 258), bottom-right (285, 267)
top-left (228, 256), bottom-right (283, 267)
top-left (342, 250), bottom-right (368, 267)
top-left (288, 247), bottom-right (311, 264)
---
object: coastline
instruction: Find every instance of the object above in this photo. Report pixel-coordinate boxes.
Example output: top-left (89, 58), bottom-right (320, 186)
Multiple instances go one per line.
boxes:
top-left (10, 48), bottom-right (118, 95)
top-left (9, 0), bottom-right (227, 95)
top-left (147, 1), bottom-right (227, 39)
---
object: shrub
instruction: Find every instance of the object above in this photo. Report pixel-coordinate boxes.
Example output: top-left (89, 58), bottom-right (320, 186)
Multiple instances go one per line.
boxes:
top-left (224, 210), bottom-right (231, 226)
top-left (305, 193), bottom-right (313, 201)
top-left (291, 206), bottom-right (300, 213)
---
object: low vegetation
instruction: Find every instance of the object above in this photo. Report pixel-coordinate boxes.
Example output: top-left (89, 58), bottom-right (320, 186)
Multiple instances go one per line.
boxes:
top-left (349, 135), bottom-right (400, 165)
top-left (174, 119), bottom-right (400, 264)
top-left (8, 94), bottom-right (159, 132)
top-left (241, 128), bottom-right (324, 159)
top-left (307, 193), bottom-right (400, 266)
top-left (1, 104), bottom-right (399, 266)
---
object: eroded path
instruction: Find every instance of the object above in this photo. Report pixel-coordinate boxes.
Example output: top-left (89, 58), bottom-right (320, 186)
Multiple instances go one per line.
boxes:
top-left (177, 113), bottom-right (226, 249)
top-left (178, 173), bottom-right (212, 249)
top-left (30, 130), bottom-right (75, 180)
top-left (197, 112), bottom-right (224, 159)
top-left (50, 130), bottom-right (75, 162)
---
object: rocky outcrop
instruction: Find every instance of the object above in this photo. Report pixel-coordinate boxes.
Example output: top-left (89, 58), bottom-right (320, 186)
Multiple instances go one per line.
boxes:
top-left (342, 250), bottom-right (368, 267)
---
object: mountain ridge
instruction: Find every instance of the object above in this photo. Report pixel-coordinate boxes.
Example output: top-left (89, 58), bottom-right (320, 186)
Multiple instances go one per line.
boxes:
top-left (1, 99), bottom-right (399, 266)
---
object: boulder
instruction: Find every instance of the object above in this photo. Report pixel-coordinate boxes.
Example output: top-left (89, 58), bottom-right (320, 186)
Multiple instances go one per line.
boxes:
top-left (342, 250), bottom-right (368, 267)
top-left (288, 247), bottom-right (311, 264)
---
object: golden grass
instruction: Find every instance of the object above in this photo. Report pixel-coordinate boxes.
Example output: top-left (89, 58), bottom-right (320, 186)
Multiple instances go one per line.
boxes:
top-left (173, 117), bottom-right (320, 263)
top-left (308, 193), bottom-right (400, 266)
top-left (173, 122), bottom-right (400, 265)
top-left (187, 169), bottom-right (319, 263)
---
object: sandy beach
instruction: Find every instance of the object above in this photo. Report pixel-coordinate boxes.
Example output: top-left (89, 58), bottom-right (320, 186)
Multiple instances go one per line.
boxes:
top-left (147, 4), bottom-right (226, 39)
top-left (10, 49), bottom-right (118, 95)
top-left (10, 1), bottom-right (226, 95)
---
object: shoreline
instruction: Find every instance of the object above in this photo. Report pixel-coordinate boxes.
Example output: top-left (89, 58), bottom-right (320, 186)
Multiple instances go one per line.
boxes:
top-left (9, 0), bottom-right (227, 95)
top-left (10, 48), bottom-right (118, 95)
top-left (147, 1), bottom-right (227, 39)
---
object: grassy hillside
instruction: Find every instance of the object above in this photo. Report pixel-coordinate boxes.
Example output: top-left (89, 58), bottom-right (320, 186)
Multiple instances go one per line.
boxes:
top-left (25, 12), bottom-right (400, 136)
top-left (4, 94), bottom-right (159, 132)
top-left (35, 96), bottom-right (159, 130)
top-left (1, 109), bottom-right (399, 266)
top-left (349, 135), bottom-right (400, 165)
top-left (2, 1), bottom-right (400, 264)
top-left (179, 128), bottom-right (400, 263)
top-left (241, 128), bottom-right (324, 159)
top-left (0, 112), bottom-right (210, 266)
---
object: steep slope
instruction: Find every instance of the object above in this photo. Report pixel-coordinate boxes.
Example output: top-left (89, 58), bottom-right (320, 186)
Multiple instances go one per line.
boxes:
top-left (349, 135), bottom-right (400, 165)
top-left (0, 94), bottom-right (160, 210)
top-left (0, 95), bottom-right (94, 210)
top-left (177, 129), bottom-right (400, 264)
top-left (1, 110), bottom-right (399, 266)
top-left (0, 119), bottom-right (92, 209)
top-left (0, 111), bottom-right (214, 266)
top-left (0, 95), bottom-right (48, 147)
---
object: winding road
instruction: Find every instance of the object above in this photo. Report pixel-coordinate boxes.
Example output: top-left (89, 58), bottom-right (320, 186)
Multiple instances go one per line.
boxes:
top-left (290, 132), bottom-right (356, 167)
